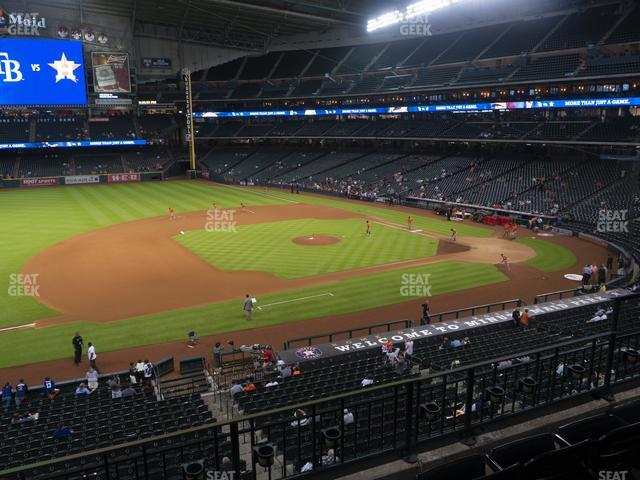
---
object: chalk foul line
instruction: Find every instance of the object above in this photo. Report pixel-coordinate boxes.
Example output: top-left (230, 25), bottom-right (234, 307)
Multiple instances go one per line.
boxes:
top-left (256, 292), bottom-right (334, 310)
top-left (0, 323), bottom-right (36, 333)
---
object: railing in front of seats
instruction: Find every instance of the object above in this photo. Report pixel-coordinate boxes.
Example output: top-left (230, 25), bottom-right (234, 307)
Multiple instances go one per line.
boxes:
top-left (283, 319), bottom-right (414, 350)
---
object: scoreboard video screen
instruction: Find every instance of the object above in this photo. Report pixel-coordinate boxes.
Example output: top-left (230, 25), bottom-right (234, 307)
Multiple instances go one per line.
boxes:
top-left (0, 38), bottom-right (87, 105)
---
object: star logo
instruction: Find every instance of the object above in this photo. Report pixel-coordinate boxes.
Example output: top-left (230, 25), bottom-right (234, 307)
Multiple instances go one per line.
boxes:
top-left (48, 53), bottom-right (81, 83)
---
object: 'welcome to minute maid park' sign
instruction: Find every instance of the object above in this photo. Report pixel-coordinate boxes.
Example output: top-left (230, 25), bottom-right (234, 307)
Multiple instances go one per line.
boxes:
top-left (278, 289), bottom-right (635, 364)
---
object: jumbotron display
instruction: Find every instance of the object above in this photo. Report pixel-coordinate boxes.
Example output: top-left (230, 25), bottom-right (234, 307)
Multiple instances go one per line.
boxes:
top-left (0, 38), bottom-right (87, 106)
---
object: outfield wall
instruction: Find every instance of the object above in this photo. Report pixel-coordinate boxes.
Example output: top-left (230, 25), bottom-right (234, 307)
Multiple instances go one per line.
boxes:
top-left (0, 172), bottom-right (163, 189)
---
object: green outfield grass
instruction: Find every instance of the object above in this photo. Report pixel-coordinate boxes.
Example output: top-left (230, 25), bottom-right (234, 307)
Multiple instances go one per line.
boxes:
top-left (517, 237), bottom-right (578, 272)
top-left (175, 218), bottom-right (438, 279)
top-left (0, 261), bottom-right (507, 367)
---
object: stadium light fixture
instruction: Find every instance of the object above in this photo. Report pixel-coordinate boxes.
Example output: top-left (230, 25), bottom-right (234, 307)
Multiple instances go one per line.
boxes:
top-left (367, 0), bottom-right (462, 32)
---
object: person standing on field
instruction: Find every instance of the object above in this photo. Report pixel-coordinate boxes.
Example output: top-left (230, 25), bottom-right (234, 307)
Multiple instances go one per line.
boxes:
top-left (72, 332), bottom-right (83, 366)
top-left (87, 342), bottom-right (100, 373)
top-left (244, 294), bottom-right (254, 321)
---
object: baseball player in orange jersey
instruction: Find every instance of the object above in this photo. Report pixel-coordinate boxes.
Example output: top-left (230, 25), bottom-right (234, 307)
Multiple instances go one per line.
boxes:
top-left (500, 253), bottom-right (510, 271)
top-left (366, 220), bottom-right (371, 237)
top-left (407, 216), bottom-right (414, 231)
top-left (450, 227), bottom-right (457, 241)
top-left (168, 207), bottom-right (175, 220)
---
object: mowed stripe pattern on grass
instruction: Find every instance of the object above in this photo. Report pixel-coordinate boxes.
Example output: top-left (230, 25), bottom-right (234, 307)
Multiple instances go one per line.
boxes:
top-left (0, 261), bottom-right (507, 367)
top-left (176, 218), bottom-right (438, 279)
top-left (0, 182), bottom-right (287, 327)
top-left (228, 186), bottom-right (493, 238)
top-left (516, 237), bottom-right (578, 272)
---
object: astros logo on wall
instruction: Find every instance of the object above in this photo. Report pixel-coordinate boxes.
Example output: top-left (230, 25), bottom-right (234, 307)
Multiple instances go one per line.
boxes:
top-left (296, 346), bottom-right (323, 360)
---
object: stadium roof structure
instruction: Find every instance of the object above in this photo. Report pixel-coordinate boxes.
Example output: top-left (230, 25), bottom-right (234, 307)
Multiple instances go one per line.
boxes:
top-left (74, 0), bottom-right (398, 51)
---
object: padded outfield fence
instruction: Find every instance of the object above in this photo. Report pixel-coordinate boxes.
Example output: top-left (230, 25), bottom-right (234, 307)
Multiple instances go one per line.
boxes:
top-left (2, 292), bottom-right (640, 480)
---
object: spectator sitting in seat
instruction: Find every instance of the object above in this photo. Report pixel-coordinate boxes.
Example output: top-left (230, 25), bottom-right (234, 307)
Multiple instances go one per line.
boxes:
top-left (121, 383), bottom-right (136, 398)
top-left (440, 336), bottom-right (470, 350)
top-left (292, 366), bottom-right (301, 377)
top-left (343, 408), bottom-right (354, 426)
top-left (86, 368), bottom-right (99, 391)
top-left (587, 307), bottom-right (613, 323)
top-left (111, 383), bottom-right (122, 399)
top-left (279, 363), bottom-right (292, 379)
top-left (244, 382), bottom-right (256, 393)
top-left (16, 410), bottom-right (39, 424)
top-left (229, 381), bottom-right (244, 398)
top-left (220, 457), bottom-right (233, 472)
top-left (265, 379), bottom-right (279, 388)
top-left (361, 377), bottom-right (374, 387)
top-left (52, 423), bottom-right (74, 439)
top-left (75, 383), bottom-right (91, 396)
top-left (291, 409), bottom-right (310, 427)
top-left (321, 449), bottom-right (338, 465)
top-left (43, 377), bottom-right (60, 399)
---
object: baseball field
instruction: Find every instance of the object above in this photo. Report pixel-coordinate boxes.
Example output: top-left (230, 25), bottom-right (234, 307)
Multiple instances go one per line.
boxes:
top-left (0, 180), bottom-right (601, 373)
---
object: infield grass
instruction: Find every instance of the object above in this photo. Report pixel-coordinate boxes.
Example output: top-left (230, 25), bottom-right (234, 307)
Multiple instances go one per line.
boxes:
top-left (175, 218), bottom-right (438, 279)
top-left (517, 237), bottom-right (578, 272)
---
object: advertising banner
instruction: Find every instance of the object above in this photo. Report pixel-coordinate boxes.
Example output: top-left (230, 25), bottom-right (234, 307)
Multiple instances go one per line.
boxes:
top-left (20, 177), bottom-right (59, 187)
top-left (107, 173), bottom-right (141, 183)
top-left (65, 175), bottom-right (100, 185)
top-left (142, 57), bottom-right (171, 69)
top-left (91, 52), bottom-right (131, 93)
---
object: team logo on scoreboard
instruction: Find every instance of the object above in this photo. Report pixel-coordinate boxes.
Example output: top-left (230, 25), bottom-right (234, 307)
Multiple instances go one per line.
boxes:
top-left (48, 53), bottom-right (81, 83)
top-left (0, 52), bottom-right (23, 82)
top-left (295, 346), bottom-right (323, 360)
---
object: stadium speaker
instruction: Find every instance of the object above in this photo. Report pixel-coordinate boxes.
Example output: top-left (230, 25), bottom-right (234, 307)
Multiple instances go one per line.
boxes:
top-left (486, 385), bottom-right (505, 404)
top-left (322, 426), bottom-right (341, 448)
top-left (182, 461), bottom-right (204, 480)
top-left (253, 444), bottom-right (275, 468)
top-left (518, 376), bottom-right (537, 394)
top-left (621, 348), bottom-right (639, 363)
top-left (567, 364), bottom-right (586, 380)
top-left (420, 401), bottom-right (441, 422)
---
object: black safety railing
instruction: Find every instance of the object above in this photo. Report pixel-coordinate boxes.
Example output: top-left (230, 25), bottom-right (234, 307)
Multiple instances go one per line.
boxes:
top-left (533, 287), bottom-right (585, 304)
top-left (428, 299), bottom-right (523, 324)
top-left (283, 319), bottom-right (414, 350)
top-left (3, 295), bottom-right (640, 480)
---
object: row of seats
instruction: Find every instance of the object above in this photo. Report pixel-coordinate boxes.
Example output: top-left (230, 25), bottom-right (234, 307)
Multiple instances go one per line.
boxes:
top-left (417, 399), bottom-right (640, 479)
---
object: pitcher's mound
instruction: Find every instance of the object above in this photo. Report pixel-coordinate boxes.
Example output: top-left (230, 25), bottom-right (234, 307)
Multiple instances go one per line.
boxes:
top-left (437, 240), bottom-right (471, 255)
top-left (292, 235), bottom-right (340, 246)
